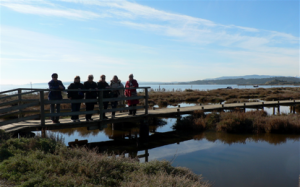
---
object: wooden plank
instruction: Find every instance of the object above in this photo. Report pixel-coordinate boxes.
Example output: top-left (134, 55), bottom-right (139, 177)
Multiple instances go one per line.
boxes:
top-left (0, 114), bottom-right (40, 126)
top-left (103, 96), bottom-right (144, 102)
top-left (45, 110), bottom-right (98, 117)
top-left (0, 91), bottom-right (36, 100)
top-left (98, 91), bottom-right (103, 120)
top-left (144, 88), bottom-right (148, 115)
top-left (17, 87), bottom-right (151, 91)
top-left (44, 97), bottom-right (145, 104)
top-left (104, 106), bottom-right (144, 113)
top-left (45, 99), bottom-right (97, 104)
top-left (40, 91), bottom-right (45, 126)
top-left (0, 101), bottom-right (39, 113)
top-left (0, 88), bottom-right (19, 95)
top-left (0, 100), bottom-right (19, 107)
top-left (0, 111), bottom-right (19, 118)
top-left (18, 89), bottom-right (22, 118)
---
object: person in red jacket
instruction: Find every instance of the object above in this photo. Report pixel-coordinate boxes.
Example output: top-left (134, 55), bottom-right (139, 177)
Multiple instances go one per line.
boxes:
top-left (124, 74), bottom-right (139, 115)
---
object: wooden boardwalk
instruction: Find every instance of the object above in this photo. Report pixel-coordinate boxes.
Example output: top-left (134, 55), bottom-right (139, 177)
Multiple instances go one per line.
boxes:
top-left (1, 99), bottom-right (299, 133)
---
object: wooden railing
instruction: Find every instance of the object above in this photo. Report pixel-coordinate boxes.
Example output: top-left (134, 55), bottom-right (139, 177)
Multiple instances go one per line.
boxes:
top-left (0, 87), bottom-right (150, 127)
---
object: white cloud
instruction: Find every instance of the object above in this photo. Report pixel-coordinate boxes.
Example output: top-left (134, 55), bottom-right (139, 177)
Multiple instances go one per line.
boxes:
top-left (1, 2), bottom-right (103, 20)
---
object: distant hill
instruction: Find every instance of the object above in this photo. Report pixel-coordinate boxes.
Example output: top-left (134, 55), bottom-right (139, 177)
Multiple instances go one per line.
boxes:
top-left (204, 75), bottom-right (288, 80)
top-left (175, 77), bottom-right (300, 85)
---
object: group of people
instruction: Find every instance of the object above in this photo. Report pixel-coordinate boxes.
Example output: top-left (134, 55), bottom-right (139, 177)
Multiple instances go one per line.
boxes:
top-left (48, 73), bottom-right (139, 123)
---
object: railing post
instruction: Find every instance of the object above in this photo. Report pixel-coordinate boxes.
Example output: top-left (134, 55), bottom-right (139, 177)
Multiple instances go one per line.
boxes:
top-left (98, 90), bottom-right (103, 120)
top-left (39, 91), bottom-right (45, 126)
top-left (18, 89), bottom-right (22, 118)
top-left (144, 88), bottom-right (148, 115)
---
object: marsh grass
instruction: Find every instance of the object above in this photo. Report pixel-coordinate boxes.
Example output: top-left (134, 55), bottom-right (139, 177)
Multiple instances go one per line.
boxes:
top-left (173, 110), bottom-right (299, 134)
top-left (0, 130), bottom-right (210, 187)
top-left (146, 87), bottom-right (300, 106)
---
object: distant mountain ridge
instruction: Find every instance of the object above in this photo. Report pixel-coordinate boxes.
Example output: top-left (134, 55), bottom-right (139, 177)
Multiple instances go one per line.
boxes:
top-left (185, 76), bottom-right (300, 85)
top-left (204, 75), bottom-right (293, 80)
top-left (164, 77), bottom-right (300, 85)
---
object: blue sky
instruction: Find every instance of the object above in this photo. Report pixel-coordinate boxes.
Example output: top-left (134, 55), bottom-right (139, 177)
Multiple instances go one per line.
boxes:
top-left (0, 0), bottom-right (299, 84)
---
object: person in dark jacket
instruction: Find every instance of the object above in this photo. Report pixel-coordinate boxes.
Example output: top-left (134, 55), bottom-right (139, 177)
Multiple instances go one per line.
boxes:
top-left (97, 75), bottom-right (110, 119)
top-left (84, 74), bottom-right (98, 121)
top-left (48, 73), bottom-right (65, 123)
top-left (68, 76), bottom-right (84, 122)
top-left (110, 75), bottom-right (124, 118)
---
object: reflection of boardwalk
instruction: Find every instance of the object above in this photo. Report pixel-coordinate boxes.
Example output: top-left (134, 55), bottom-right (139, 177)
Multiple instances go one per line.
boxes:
top-left (87, 130), bottom-right (196, 162)
top-left (1, 99), bottom-right (299, 133)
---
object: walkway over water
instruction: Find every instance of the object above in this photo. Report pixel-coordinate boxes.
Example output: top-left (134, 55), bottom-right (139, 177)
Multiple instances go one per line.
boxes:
top-left (0, 88), bottom-right (299, 134)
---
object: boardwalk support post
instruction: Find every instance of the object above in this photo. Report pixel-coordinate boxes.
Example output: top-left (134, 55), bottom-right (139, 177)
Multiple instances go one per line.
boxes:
top-left (99, 91), bottom-right (103, 120)
top-left (144, 88), bottom-right (148, 115)
top-left (39, 91), bottom-right (45, 126)
top-left (18, 89), bottom-right (22, 118)
top-left (293, 105), bottom-right (296, 114)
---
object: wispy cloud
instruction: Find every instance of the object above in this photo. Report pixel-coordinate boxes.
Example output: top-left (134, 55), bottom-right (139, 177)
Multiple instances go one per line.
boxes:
top-left (1, 2), bottom-right (104, 20)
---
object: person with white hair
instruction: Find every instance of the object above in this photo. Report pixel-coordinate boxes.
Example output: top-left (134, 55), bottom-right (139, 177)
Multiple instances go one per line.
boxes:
top-left (84, 74), bottom-right (98, 121)
top-left (110, 75), bottom-right (124, 118)
top-left (124, 74), bottom-right (139, 115)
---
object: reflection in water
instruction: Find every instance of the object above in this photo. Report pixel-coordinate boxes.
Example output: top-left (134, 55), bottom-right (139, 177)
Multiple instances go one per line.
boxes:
top-left (48, 114), bottom-right (299, 187)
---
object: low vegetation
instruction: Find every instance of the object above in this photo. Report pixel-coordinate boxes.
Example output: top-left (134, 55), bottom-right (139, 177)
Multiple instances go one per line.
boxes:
top-left (173, 110), bottom-right (300, 134)
top-left (147, 87), bottom-right (300, 107)
top-left (0, 130), bottom-right (210, 187)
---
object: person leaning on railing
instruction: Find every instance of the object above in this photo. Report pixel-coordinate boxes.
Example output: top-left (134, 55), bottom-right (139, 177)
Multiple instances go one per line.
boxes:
top-left (84, 74), bottom-right (98, 122)
top-left (97, 75), bottom-right (110, 119)
top-left (110, 75), bottom-right (124, 118)
top-left (124, 74), bottom-right (139, 116)
top-left (48, 73), bottom-right (65, 123)
top-left (67, 76), bottom-right (84, 122)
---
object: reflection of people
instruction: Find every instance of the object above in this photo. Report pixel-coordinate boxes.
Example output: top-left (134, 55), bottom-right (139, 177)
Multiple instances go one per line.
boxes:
top-left (84, 75), bottom-right (98, 121)
top-left (67, 76), bottom-right (84, 122)
top-left (110, 75), bottom-right (124, 118)
top-left (97, 75), bottom-right (110, 119)
top-left (48, 73), bottom-right (65, 123)
top-left (124, 74), bottom-right (139, 116)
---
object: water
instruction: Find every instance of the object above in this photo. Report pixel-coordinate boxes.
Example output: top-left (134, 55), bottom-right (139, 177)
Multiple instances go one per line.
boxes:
top-left (1, 82), bottom-right (299, 92)
top-left (34, 113), bottom-right (300, 187)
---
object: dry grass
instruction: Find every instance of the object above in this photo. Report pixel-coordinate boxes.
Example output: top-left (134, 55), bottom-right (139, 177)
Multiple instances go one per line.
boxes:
top-left (0, 131), bottom-right (210, 187)
top-left (145, 87), bottom-right (300, 106)
top-left (174, 110), bottom-right (299, 134)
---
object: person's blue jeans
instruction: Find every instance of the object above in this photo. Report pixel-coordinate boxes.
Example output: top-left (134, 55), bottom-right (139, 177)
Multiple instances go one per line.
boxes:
top-left (71, 102), bottom-right (81, 120)
top-left (50, 103), bottom-right (60, 121)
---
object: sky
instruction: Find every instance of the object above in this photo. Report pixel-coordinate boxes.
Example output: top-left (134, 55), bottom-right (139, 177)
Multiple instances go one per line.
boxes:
top-left (0, 0), bottom-right (299, 85)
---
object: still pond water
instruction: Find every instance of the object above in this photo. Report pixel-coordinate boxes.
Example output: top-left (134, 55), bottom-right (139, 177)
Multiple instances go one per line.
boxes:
top-left (35, 105), bottom-right (300, 187)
